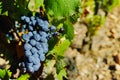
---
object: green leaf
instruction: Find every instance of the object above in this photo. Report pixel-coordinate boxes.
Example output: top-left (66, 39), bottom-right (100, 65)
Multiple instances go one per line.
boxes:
top-left (57, 69), bottom-right (67, 80)
top-left (28, 0), bottom-right (44, 11)
top-left (17, 74), bottom-right (30, 80)
top-left (35, 0), bottom-right (44, 9)
top-left (55, 56), bottom-right (66, 74)
top-left (0, 69), bottom-right (12, 79)
top-left (6, 70), bottom-right (12, 79)
top-left (55, 56), bottom-right (67, 80)
top-left (45, 60), bottom-right (56, 74)
top-left (44, 0), bottom-right (81, 18)
top-left (49, 37), bottom-right (70, 56)
top-left (0, 69), bottom-right (6, 79)
top-left (63, 21), bottom-right (74, 41)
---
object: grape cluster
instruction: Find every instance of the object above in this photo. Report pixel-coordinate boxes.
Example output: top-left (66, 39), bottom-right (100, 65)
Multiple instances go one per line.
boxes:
top-left (19, 13), bottom-right (64, 73)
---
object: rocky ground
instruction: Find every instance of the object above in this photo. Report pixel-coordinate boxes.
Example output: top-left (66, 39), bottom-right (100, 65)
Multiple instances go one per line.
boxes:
top-left (65, 6), bottom-right (120, 80)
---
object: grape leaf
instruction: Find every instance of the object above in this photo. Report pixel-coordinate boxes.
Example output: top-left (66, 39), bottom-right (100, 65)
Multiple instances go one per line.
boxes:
top-left (55, 56), bottom-right (66, 80)
top-left (0, 69), bottom-right (6, 79)
top-left (57, 69), bottom-right (67, 80)
top-left (17, 74), bottom-right (30, 80)
top-left (44, 0), bottom-right (81, 18)
top-left (35, 0), bottom-right (44, 9)
top-left (0, 69), bottom-right (12, 79)
top-left (55, 56), bottom-right (66, 74)
top-left (63, 21), bottom-right (74, 41)
top-left (50, 37), bottom-right (70, 56)
top-left (45, 60), bottom-right (56, 74)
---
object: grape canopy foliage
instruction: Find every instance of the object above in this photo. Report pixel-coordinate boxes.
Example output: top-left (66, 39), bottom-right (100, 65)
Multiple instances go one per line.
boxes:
top-left (0, 0), bottom-right (81, 80)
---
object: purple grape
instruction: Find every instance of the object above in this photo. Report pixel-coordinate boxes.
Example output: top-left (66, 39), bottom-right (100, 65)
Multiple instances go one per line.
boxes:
top-left (33, 53), bottom-right (39, 58)
top-left (27, 56), bottom-right (34, 63)
top-left (30, 16), bottom-right (35, 21)
top-left (41, 43), bottom-right (48, 53)
top-left (40, 37), bottom-right (47, 43)
top-left (35, 42), bottom-right (42, 50)
top-left (22, 25), bottom-right (26, 29)
top-left (21, 15), bottom-right (26, 21)
top-left (21, 62), bottom-right (25, 68)
top-left (22, 34), bottom-right (29, 42)
top-left (38, 49), bottom-right (44, 55)
top-left (24, 43), bottom-right (32, 50)
top-left (40, 53), bottom-right (45, 61)
top-left (49, 25), bottom-right (56, 31)
top-left (25, 17), bottom-right (30, 23)
top-left (22, 28), bottom-right (25, 33)
top-left (47, 34), bottom-right (52, 40)
top-left (30, 39), bottom-right (36, 46)
top-left (27, 66), bottom-right (34, 73)
top-left (51, 32), bottom-right (60, 37)
top-left (41, 24), bottom-right (49, 31)
top-left (39, 31), bottom-right (48, 38)
top-left (33, 33), bottom-right (41, 41)
top-left (29, 21), bottom-right (32, 25)
top-left (22, 67), bottom-right (27, 73)
top-left (36, 17), bottom-right (44, 27)
top-left (28, 31), bottom-right (33, 37)
top-left (33, 31), bottom-right (37, 34)
top-left (32, 20), bottom-right (36, 26)
top-left (28, 25), bottom-right (33, 31)
top-left (24, 50), bottom-right (32, 57)
top-left (33, 63), bottom-right (41, 71)
top-left (9, 35), bottom-right (13, 41)
top-left (31, 47), bottom-right (38, 54)
top-left (44, 21), bottom-right (49, 26)
top-left (33, 58), bottom-right (40, 65)
top-left (59, 27), bottom-right (64, 33)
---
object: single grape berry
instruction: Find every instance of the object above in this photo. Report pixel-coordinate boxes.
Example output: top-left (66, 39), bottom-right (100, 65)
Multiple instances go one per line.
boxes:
top-left (36, 17), bottom-right (44, 27)
top-left (33, 31), bottom-right (37, 34)
top-left (59, 27), bottom-right (64, 33)
top-left (41, 24), bottom-right (49, 31)
top-left (28, 32), bottom-right (33, 37)
top-left (33, 63), bottom-right (41, 71)
top-left (30, 16), bottom-right (35, 21)
top-left (28, 25), bottom-right (33, 31)
top-left (31, 47), bottom-right (38, 54)
top-left (33, 33), bottom-right (41, 41)
top-left (27, 56), bottom-right (34, 63)
top-left (24, 43), bottom-right (32, 50)
top-left (21, 62), bottom-right (26, 68)
top-left (32, 20), bottom-right (36, 26)
top-left (39, 53), bottom-right (45, 61)
top-left (35, 42), bottom-right (42, 50)
top-left (27, 66), bottom-right (34, 73)
top-left (30, 39), bottom-right (36, 46)
top-left (47, 34), bottom-right (52, 40)
top-left (24, 50), bottom-right (32, 57)
top-left (40, 37), bottom-right (47, 43)
top-left (25, 17), bottom-right (30, 23)
top-left (21, 15), bottom-right (26, 21)
top-left (22, 34), bottom-right (29, 42)
top-left (22, 67), bottom-right (27, 73)
top-left (39, 31), bottom-right (48, 38)
top-left (32, 58), bottom-right (40, 65)
top-left (49, 25), bottom-right (56, 31)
